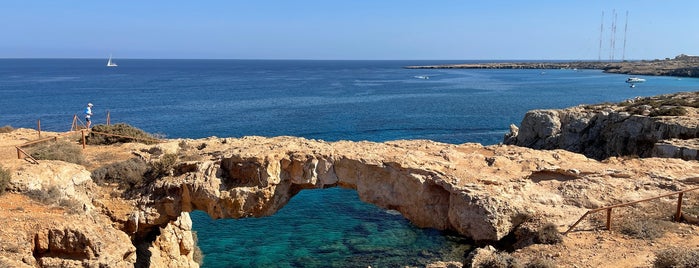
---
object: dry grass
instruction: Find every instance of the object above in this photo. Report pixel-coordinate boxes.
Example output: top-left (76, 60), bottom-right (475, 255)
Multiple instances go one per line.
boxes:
top-left (27, 140), bottom-right (85, 165)
top-left (654, 247), bottom-right (699, 268)
top-left (0, 125), bottom-right (14, 133)
top-left (0, 166), bottom-right (10, 195)
top-left (25, 185), bottom-right (62, 205)
top-left (535, 223), bottom-right (563, 245)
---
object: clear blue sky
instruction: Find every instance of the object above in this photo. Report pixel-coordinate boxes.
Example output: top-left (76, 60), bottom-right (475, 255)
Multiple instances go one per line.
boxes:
top-left (2, 1), bottom-right (697, 60)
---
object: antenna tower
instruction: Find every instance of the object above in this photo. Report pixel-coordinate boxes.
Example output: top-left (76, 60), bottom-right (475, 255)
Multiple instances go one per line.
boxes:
top-left (609, 9), bottom-right (617, 61)
top-left (622, 11), bottom-right (628, 61)
top-left (598, 11), bottom-right (604, 61)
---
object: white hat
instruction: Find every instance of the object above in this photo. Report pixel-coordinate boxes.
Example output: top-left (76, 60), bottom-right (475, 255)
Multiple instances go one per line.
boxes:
top-left (88, 103), bottom-right (93, 107)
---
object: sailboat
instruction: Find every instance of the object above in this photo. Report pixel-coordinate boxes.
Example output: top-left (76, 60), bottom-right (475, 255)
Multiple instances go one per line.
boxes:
top-left (106, 54), bottom-right (118, 67)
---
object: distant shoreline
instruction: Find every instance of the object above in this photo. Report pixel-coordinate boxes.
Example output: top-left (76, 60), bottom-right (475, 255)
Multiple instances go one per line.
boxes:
top-left (405, 54), bottom-right (699, 78)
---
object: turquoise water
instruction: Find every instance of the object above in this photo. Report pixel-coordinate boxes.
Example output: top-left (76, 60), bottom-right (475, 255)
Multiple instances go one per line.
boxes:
top-left (2, 59), bottom-right (698, 267)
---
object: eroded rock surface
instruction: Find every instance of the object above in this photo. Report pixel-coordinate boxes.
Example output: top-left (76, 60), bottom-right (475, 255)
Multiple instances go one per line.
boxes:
top-left (4, 128), bottom-right (699, 267)
top-left (504, 91), bottom-right (699, 160)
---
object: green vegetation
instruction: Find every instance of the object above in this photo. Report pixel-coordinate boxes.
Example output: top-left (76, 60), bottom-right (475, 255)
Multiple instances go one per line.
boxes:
top-left (535, 223), bottom-right (563, 245)
top-left (621, 92), bottom-right (699, 116)
top-left (0, 166), bottom-right (11, 195)
top-left (654, 247), bottom-right (699, 268)
top-left (0, 125), bottom-right (14, 133)
top-left (650, 106), bottom-right (688, 117)
top-left (148, 153), bottom-right (177, 179)
top-left (28, 140), bottom-right (85, 165)
top-left (92, 158), bottom-right (150, 189)
top-left (86, 123), bottom-right (160, 145)
top-left (91, 153), bottom-right (179, 190)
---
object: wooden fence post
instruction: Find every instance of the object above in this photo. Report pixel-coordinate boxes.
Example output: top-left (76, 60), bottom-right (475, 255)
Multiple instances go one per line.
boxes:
top-left (606, 208), bottom-right (612, 230)
top-left (37, 119), bottom-right (41, 138)
top-left (676, 192), bottom-right (684, 221)
top-left (81, 129), bottom-right (86, 149)
top-left (71, 114), bottom-right (78, 131)
top-left (107, 110), bottom-right (111, 125)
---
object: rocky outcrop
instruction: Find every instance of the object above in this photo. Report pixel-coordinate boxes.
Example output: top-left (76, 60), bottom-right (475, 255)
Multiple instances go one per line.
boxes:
top-left (130, 136), bottom-right (699, 245)
top-left (504, 92), bottom-right (699, 160)
top-left (5, 126), bottom-right (699, 266)
top-left (406, 54), bottom-right (699, 78)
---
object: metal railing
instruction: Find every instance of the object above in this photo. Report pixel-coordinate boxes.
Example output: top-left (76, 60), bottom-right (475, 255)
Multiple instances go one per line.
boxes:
top-left (564, 186), bottom-right (699, 235)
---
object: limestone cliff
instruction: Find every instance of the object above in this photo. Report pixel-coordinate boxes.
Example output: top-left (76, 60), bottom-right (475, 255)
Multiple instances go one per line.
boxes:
top-left (504, 91), bottom-right (699, 160)
top-left (3, 127), bottom-right (699, 267)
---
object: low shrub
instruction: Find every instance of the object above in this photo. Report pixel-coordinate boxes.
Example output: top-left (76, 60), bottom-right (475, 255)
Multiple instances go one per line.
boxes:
top-left (92, 154), bottom-right (178, 190)
top-left (147, 153), bottom-right (178, 179)
top-left (650, 106), bottom-right (688, 117)
top-left (26, 185), bottom-right (62, 205)
top-left (0, 125), bottom-right (14, 133)
top-left (525, 258), bottom-right (556, 268)
top-left (92, 158), bottom-right (150, 189)
top-left (479, 252), bottom-right (521, 268)
top-left (535, 223), bottom-right (563, 245)
top-left (654, 247), bottom-right (699, 268)
top-left (86, 123), bottom-right (159, 145)
top-left (59, 198), bottom-right (83, 214)
top-left (619, 217), bottom-right (667, 240)
top-left (28, 140), bottom-right (85, 165)
top-left (0, 166), bottom-right (10, 195)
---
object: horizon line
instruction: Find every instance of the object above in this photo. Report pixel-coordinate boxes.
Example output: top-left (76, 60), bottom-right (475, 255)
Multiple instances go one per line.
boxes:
top-left (0, 57), bottom-right (647, 62)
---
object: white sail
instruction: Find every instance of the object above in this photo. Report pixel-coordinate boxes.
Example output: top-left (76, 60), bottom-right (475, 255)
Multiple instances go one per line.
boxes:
top-left (107, 54), bottom-right (118, 67)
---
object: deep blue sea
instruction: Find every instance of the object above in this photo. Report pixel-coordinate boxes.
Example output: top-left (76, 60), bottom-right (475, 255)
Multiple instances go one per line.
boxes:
top-left (2, 59), bottom-right (699, 267)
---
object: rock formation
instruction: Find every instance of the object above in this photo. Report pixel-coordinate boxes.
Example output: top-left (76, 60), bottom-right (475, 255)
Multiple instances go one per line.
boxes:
top-left (3, 122), bottom-right (699, 266)
top-left (405, 54), bottom-right (699, 78)
top-left (504, 91), bottom-right (699, 160)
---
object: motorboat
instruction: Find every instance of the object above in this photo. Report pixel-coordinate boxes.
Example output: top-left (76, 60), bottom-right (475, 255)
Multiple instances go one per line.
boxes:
top-left (625, 77), bottom-right (645, 83)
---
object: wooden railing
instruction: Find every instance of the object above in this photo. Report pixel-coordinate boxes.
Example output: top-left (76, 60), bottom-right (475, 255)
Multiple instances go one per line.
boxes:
top-left (15, 113), bottom-right (160, 164)
top-left (564, 186), bottom-right (699, 235)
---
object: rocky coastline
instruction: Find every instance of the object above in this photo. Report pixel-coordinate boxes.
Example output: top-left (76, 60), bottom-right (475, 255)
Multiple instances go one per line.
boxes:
top-left (405, 54), bottom-right (699, 78)
top-left (504, 91), bottom-right (699, 160)
top-left (2, 91), bottom-right (699, 267)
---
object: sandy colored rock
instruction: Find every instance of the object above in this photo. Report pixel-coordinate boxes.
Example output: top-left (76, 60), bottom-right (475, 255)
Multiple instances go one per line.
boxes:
top-left (2, 125), bottom-right (699, 267)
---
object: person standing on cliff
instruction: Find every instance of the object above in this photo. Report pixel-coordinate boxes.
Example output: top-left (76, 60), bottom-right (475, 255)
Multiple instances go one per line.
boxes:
top-left (84, 103), bottom-right (93, 129)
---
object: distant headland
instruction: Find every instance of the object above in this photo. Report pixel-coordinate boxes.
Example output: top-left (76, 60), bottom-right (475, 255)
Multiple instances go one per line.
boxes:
top-left (406, 54), bottom-right (699, 78)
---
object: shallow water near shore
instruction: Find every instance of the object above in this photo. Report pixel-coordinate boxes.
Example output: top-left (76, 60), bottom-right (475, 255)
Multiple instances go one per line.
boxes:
top-left (2, 59), bottom-right (699, 267)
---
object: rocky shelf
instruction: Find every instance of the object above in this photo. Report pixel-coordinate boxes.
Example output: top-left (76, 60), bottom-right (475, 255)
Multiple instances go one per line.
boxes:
top-left (2, 91), bottom-right (699, 267)
top-left (405, 54), bottom-right (699, 77)
top-left (504, 91), bottom-right (699, 160)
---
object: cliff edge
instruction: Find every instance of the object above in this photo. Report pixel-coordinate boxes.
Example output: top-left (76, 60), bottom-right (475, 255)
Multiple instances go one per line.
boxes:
top-left (3, 125), bottom-right (699, 266)
top-left (504, 91), bottom-right (699, 160)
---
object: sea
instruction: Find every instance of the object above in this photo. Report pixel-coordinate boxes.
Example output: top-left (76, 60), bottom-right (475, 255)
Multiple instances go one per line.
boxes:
top-left (1, 59), bottom-right (698, 267)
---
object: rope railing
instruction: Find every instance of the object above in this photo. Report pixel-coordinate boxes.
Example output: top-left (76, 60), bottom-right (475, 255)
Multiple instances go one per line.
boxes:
top-left (564, 186), bottom-right (699, 235)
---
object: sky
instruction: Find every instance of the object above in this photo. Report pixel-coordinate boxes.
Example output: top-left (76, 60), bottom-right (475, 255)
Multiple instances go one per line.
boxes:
top-left (1, 1), bottom-right (698, 60)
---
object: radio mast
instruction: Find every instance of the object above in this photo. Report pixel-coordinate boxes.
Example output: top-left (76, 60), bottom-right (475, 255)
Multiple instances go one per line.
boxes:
top-left (598, 11), bottom-right (604, 61)
top-left (609, 9), bottom-right (617, 61)
top-left (622, 11), bottom-right (629, 61)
